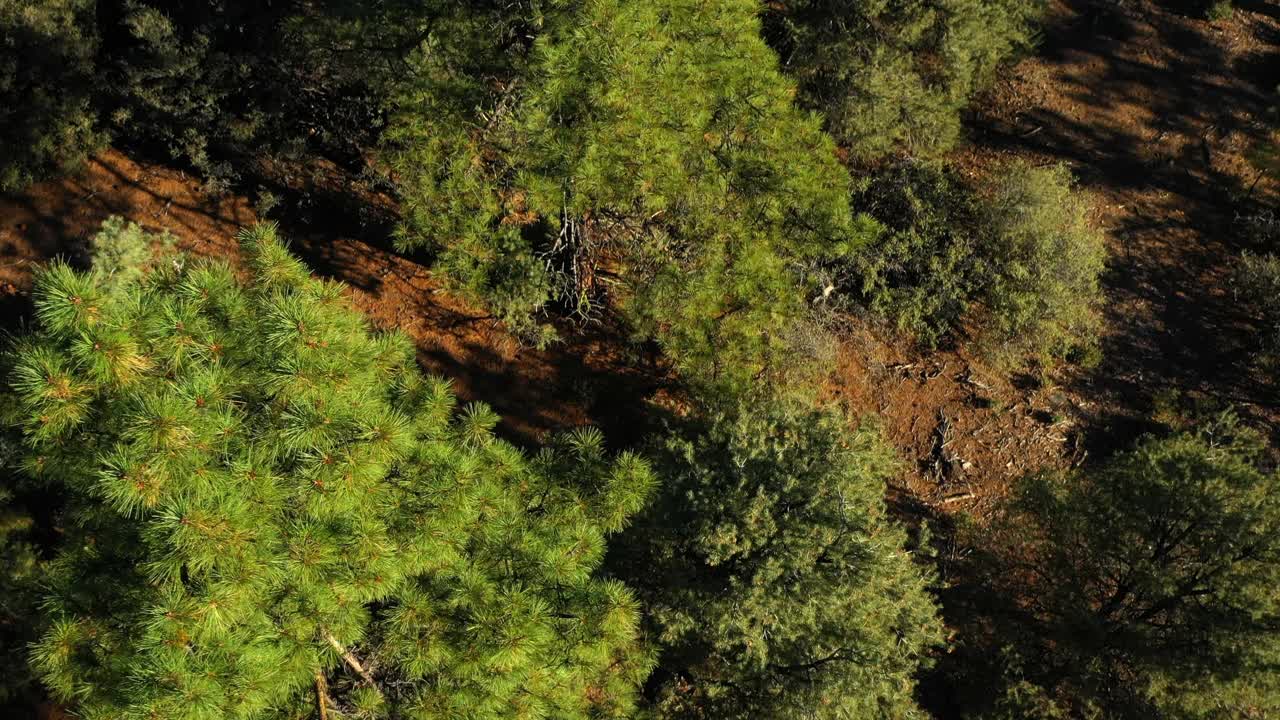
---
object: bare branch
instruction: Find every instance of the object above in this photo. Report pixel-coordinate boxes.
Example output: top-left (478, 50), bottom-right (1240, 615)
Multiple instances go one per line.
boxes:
top-left (322, 629), bottom-right (383, 697)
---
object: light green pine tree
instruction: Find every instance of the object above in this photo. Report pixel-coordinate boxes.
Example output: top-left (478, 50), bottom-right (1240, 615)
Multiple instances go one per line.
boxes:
top-left (385, 0), bottom-right (876, 390)
top-left (7, 222), bottom-right (655, 720)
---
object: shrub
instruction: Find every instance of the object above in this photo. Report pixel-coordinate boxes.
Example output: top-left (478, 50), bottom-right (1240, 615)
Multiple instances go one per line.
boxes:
top-left (386, 0), bottom-right (874, 390)
top-left (841, 161), bottom-right (986, 348)
top-left (614, 395), bottom-right (942, 719)
top-left (6, 224), bottom-right (655, 719)
top-left (839, 160), bottom-right (1105, 364)
top-left (979, 161), bottom-right (1107, 365)
top-left (972, 413), bottom-right (1280, 718)
top-left (0, 0), bottom-right (103, 190)
top-left (762, 0), bottom-right (1044, 160)
top-left (1235, 251), bottom-right (1280, 360)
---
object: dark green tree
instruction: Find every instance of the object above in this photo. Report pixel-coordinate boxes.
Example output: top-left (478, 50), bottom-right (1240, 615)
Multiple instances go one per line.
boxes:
top-left (7, 224), bottom-right (655, 719)
top-left (0, 0), bottom-right (102, 190)
top-left (967, 414), bottom-right (1280, 719)
top-left (96, 0), bottom-right (391, 185)
top-left (762, 0), bottom-right (1043, 159)
top-left (0, 431), bottom-right (44, 711)
top-left (386, 0), bottom-right (876, 388)
top-left (614, 396), bottom-right (942, 719)
top-left (0, 1), bottom-right (398, 192)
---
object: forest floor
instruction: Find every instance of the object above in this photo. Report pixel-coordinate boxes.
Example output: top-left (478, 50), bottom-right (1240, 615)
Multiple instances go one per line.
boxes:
top-left (2, 0), bottom-right (1279, 527)
top-left (840, 0), bottom-right (1280, 516)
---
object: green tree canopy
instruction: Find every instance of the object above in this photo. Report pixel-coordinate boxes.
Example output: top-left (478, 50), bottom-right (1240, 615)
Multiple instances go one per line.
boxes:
top-left (0, 0), bottom-right (395, 191)
top-left (0, 0), bottom-right (102, 190)
top-left (970, 414), bottom-right (1280, 719)
top-left (7, 223), bottom-right (655, 720)
top-left (762, 0), bottom-right (1042, 160)
top-left (614, 396), bottom-right (942, 719)
top-left (386, 0), bottom-right (876, 388)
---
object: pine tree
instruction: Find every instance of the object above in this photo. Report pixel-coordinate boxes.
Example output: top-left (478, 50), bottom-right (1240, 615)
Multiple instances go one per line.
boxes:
top-left (0, 0), bottom-right (102, 190)
top-left (7, 224), bottom-right (655, 720)
top-left (0, 428), bottom-right (43, 710)
top-left (763, 0), bottom-right (1042, 160)
top-left (613, 396), bottom-right (942, 719)
top-left (386, 0), bottom-right (875, 388)
top-left (969, 413), bottom-right (1280, 718)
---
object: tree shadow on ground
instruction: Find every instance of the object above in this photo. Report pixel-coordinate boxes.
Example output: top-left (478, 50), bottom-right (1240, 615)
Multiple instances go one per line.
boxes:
top-left (967, 0), bottom-right (1280, 457)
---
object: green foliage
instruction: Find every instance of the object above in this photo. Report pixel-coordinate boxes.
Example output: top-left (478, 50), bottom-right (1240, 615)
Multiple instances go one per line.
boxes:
top-left (0, 0), bottom-right (103, 190)
top-left (1207, 0), bottom-right (1234, 21)
top-left (387, 0), bottom-right (874, 389)
top-left (87, 216), bottom-right (176, 296)
top-left (974, 413), bottom-right (1280, 718)
top-left (838, 160), bottom-right (1105, 363)
top-left (0, 431), bottom-right (44, 708)
top-left (99, 1), bottom-right (371, 186)
top-left (6, 224), bottom-right (655, 719)
top-left (0, 1), bottom-right (395, 192)
top-left (615, 396), bottom-right (942, 719)
top-left (978, 161), bottom-right (1106, 365)
top-left (1236, 251), bottom-right (1280, 360)
top-left (842, 161), bottom-right (985, 347)
top-left (762, 0), bottom-right (1043, 160)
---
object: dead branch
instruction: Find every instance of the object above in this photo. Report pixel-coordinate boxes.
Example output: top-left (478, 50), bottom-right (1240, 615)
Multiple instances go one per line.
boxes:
top-left (322, 630), bottom-right (383, 697)
top-left (962, 371), bottom-right (994, 393)
top-left (941, 491), bottom-right (976, 505)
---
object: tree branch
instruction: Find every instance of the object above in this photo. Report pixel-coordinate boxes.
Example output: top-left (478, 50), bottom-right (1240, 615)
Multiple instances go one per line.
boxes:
top-left (322, 629), bottom-right (383, 697)
top-left (315, 671), bottom-right (330, 720)
top-left (768, 648), bottom-right (852, 675)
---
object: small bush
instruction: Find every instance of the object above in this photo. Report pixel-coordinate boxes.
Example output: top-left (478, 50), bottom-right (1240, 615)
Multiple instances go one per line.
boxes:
top-left (1207, 0), bottom-right (1234, 21)
top-left (1236, 251), bottom-right (1280, 359)
top-left (979, 161), bottom-right (1107, 365)
top-left (843, 161), bottom-right (1106, 366)
top-left (842, 161), bottom-right (985, 348)
top-left (86, 216), bottom-right (175, 295)
top-left (1238, 209), bottom-right (1280, 246)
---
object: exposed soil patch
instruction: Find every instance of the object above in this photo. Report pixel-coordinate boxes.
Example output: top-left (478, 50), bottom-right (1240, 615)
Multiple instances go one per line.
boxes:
top-left (830, 327), bottom-right (1084, 516)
